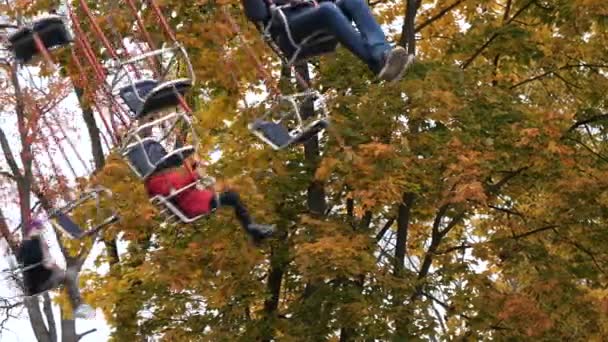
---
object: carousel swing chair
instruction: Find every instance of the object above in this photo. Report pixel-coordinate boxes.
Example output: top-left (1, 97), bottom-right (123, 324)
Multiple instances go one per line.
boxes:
top-left (249, 90), bottom-right (330, 150)
top-left (120, 114), bottom-right (216, 224)
top-left (4, 188), bottom-right (119, 300)
top-left (247, 0), bottom-right (339, 67)
top-left (5, 236), bottom-right (98, 318)
top-left (7, 14), bottom-right (72, 64)
top-left (109, 44), bottom-right (195, 120)
top-left (47, 186), bottom-right (120, 240)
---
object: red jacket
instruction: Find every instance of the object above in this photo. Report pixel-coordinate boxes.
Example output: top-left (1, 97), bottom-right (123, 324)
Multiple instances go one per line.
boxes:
top-left (145, 168), bottom-right (214, 218)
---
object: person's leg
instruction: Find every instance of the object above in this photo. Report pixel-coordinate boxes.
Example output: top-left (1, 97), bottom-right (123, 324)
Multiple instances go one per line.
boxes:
top-left (63, 265), bottom-right (95, 318)
top-left (37, 264), bottom-right (65, 293)
top-left (285, 3), bottom-right (377, 70)
top-left (336, 0), bottom-right (389, 62)
top-left (284, 3), bottom-right (410, 80)
top-left (215, 191), bottom-right (275, 240)
top-left (217, 191), bottom-right (252, 229)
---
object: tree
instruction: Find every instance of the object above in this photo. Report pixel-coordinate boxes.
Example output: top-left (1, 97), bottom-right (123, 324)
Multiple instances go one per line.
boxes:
top-left (5, 0), bottom-right (608, 340)
top-left (0, 2), bottom-right (108, 341)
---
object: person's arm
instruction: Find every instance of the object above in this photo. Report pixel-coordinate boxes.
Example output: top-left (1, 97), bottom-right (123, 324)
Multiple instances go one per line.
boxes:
top-left (241, 0), bottom-right (270, 22)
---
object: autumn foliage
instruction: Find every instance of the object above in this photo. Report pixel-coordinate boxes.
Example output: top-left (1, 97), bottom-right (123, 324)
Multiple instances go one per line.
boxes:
top-left (3, 0), bottom-right (608, 340)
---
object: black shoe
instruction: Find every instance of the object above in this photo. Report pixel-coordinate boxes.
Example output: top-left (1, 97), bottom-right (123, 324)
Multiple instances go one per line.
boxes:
top-left (247, 223), bottom-right (275, 242)
top-left (377, 46), bottom-right (409, 82)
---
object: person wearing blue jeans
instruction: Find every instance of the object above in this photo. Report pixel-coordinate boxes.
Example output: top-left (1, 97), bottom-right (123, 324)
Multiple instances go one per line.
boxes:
top-left (242, 0), bottom-right (414, 82)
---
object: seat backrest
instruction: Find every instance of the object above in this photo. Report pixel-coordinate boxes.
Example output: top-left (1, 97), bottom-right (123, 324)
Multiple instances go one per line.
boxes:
top-left (138, 79), bottom-right (191, 118)
top-left (125, 138), bottom-right (192, 178)
top-left (242, 0), bottom-right (271, 23)
top-left (251, 120), bottom-right (293, 149)
top-left (9, 16), bottom-right (71, 63)
top-left (125, 139), bottom-right (169, 177)
top-left (118, 80), bottom-right (159, 115)
top-left (34, 16), bottom-right (71, 47)
top-left (51, 213), bottom-right (84, 239)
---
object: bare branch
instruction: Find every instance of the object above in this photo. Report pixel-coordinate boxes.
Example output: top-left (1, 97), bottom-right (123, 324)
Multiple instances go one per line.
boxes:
top-left (0, 208), bottom-right (18, 253)
top-left (77, 328), bottom-right (97, 341)
top-left (42, 293), bottom-right (57, 340)
top-left (415, 0), bottom-right (466, 33)
top-left (461, 0), bottom-right (536, 69)
top-left (0, 128), bottom-right (22, 180)
top-left (566, 137), bottom-right (608, 163)
top-left (375, 217), bottom-right (395, 241)
top-left (567, 114), bottom-right (608, 133)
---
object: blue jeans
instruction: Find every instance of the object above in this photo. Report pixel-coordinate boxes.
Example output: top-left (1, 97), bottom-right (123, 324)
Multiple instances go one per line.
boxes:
top-left (283, 0), bottom-right (391, 72)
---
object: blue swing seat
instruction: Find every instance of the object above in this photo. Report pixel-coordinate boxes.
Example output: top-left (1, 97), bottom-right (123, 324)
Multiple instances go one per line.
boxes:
top-left (8, 15), bottom-right (71, 63)
top-left (123, 138), bottom-right (195, 179)
top-left (118, 78), bottom-right (192, 119)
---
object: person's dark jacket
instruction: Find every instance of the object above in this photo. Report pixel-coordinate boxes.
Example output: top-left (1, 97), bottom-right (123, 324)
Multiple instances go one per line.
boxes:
top-left (17, 236), bottom-right (53, 295)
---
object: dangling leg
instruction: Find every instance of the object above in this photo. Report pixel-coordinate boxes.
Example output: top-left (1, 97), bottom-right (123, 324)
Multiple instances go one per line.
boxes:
top-left (336, 0), bottom-right (413, 80)
top-left (214, 190), bottom-right (275, 241)
top-left (64, 265), bottom-right (95, 319)
top-left (286, 4), bottom-right (375, 70)
top-left (286, 2), bottom-right (410, 81)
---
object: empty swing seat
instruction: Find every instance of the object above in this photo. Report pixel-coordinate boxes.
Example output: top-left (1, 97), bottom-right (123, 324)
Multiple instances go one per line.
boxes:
top-left (50, 211), bottom-right (119, 239)
top-left (118, 78), bottom-right (192, 119)
top-left (250, 118), bottom-right (329, 150)
top-left (8, 15), bottom-right (71, 63)
top-left (123, 138), bottom-right (194, 179)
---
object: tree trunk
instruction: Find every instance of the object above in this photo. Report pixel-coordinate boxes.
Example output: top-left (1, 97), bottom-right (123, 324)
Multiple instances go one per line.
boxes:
top-left (73, 87), bottom-right (105, 171)
top-left (60, 309), bottom-right (77, 342)
top-left (393, 193), bottom-right (415, 275)
top-left (24, 298), bottom-right (52, 342)
top-left (393, 192), bottom-right (415, 339)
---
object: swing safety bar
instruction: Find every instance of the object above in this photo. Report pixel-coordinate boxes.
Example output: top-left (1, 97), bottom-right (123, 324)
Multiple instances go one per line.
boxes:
top-left (48, 186), bottom-right (120, 239)
top-left (150, 178), bottom-right (218, 224)
top-left (248, 90), bottom-right (330, 149)
top-left (109, 43), bottom-right (195, 94)
top-left (120, 111), bottom-right (198, 152)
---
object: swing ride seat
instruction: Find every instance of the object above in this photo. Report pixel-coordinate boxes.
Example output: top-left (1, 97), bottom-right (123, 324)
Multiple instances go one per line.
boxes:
top-left (8, 15), bottom-right (72, 63)
top-left (123, 138), bottom-right (195, 180)
top-left (50, 212), bottom-right (119, 240)
top-left (249, 117), bottom-right (329, 150)
top-left (273, 30), bottom-right (338, 66)
top-left (256, 1), bottom-right (338, 66)
top-left (118, 78), bottom-right (192, 119)
top-left (48, 187), bottom-right (120, 239)
top-left (249, 90), bottom-right (330, 149)
top-left (151, 195), bottom-right (209, 224)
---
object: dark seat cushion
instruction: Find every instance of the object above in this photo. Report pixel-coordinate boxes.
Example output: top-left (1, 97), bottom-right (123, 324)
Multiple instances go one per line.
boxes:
top-left (251, 120), bottom-right (293, 148)
top-left (9, 16), bottom-right (71, 63)
top-left (125, 139), bottom-right (194, 178)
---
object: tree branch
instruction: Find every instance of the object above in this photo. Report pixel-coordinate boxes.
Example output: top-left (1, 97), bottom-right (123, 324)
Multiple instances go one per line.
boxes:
top-left (415, 0), bottom-right (466, 33)
top-left (0, 128), bottom-right (22, 180)
top-left (375, 217), bottom-right (395, 241)
top-left (567, 113), bottom-right (608, 133)
top-left (399, 0), bottom-right (422, 53)
top-left (42, 293), bottom-right (57, 341)
top-left (77, 328), bottom-right (97, 341)
top-left (461, 0), bottom-right (536, 69)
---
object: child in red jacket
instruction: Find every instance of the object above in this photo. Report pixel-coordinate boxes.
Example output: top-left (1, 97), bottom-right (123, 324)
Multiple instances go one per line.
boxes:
top-left (144, 161), bottom-right (275, 241)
